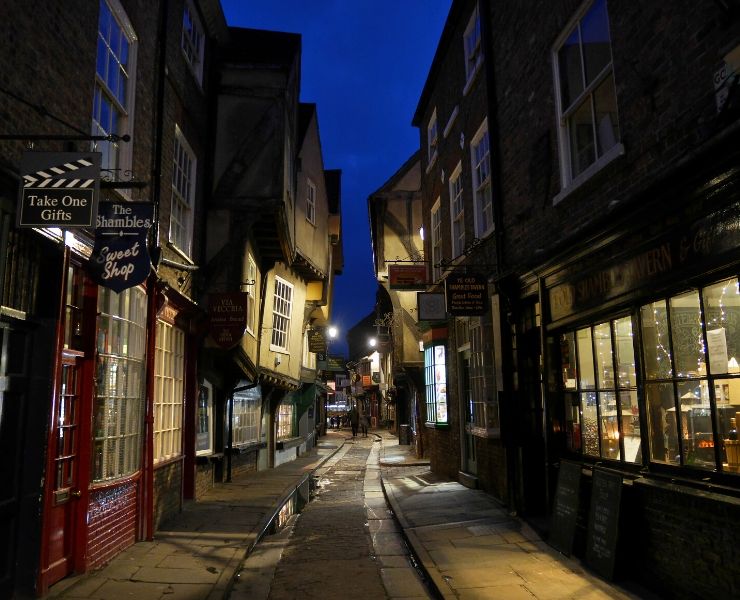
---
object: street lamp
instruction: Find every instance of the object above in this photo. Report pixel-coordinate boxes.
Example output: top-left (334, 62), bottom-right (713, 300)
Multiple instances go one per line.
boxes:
top-left (328, 325), bottom-right (338, 340)
top-left (369, 337), bottom-right (377, 348)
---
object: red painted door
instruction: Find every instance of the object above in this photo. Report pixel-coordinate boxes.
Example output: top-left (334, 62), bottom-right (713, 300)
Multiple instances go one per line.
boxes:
top-left (42, 353), bottom-right (84, 586)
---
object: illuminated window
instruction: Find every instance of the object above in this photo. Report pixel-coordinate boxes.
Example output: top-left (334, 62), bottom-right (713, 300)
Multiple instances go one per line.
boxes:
top-left (425, 344), bottom-right (448, 425)
top-left (277, 402), bottom-right (294, 440)
top-left (232, 385), bottom-right (260, 446)
top-left (92, 286), bottom-right (147, 481)
top-left (196, 381), bottom-right (213, 455)
top-left (153, 320), bottom-right (185, 462)
top-left (553, 0), bottom-right (620, 188)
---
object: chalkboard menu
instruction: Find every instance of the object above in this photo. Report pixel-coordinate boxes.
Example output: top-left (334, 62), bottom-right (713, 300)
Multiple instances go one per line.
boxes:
top-left (586, 469), bottom-right (622, 580)
top-left (548, 460), bottom-right (582, 555)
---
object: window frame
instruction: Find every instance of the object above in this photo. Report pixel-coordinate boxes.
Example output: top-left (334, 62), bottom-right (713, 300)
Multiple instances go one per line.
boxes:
top-left (425, 343), bottom-right (449, 426)
top-left (551, 0), bottom-right (622, 196)
top-left (270, 276), bottom-right (293, 352)
top-left (181, 0), bottom-right (204, 85)
top-left (153, 319), bottom-right (185, 463)
top-left (246, 254), bottom-right (257, 336)
top-left (196, 380), bottom-right (214, 456)
top-left (169, 126), bottom-right (196, 258)
top-left (92, 0), bottom-right (137, 190)
top-left (470, 119), bottom-right (493, 239)
top-left (463, 3), bottom-right (483, 88)
top-left (431, 197), bottom-right (442, 282)
top-left (231, 385), bottom-right (261, 447)
top-left (277, 401), bottom-right (294, 440)
top-left (306, 178), bottom-right (316, 225)
top-left (449, 162), bottom-right (465, 259)
top-left (427, 109), bottom-right (439, 168)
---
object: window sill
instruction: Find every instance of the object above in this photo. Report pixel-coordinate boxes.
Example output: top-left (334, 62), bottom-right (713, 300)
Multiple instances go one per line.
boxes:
top-left (195, 452), bottom-right (223, 464)
top-left (167, 241), bottom-right (194, 264)
top-left (425, 153), bottom-right (438, 175)
top-left (229, 441), bottom-right (266, 454)
top-left (424, 422), bottom-right (450, 429)
top-left (276, 436), bottom-right (304, 450)
top-left (553, 142), bottom-right (625, 206)
top-left (443, 106), bottom-right (459, 139)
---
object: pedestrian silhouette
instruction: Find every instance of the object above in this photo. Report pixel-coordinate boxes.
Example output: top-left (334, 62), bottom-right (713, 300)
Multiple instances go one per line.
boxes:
top-left (360, 412), bottom-right (369, 437)
top-left (349, 405), bottom-right (359, 438)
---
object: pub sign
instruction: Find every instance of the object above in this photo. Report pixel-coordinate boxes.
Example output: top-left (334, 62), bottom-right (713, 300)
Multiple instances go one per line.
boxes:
top-left (208, 292), bottom-right (249, 349)
top-left (445, 272), bottom-right (487, 316)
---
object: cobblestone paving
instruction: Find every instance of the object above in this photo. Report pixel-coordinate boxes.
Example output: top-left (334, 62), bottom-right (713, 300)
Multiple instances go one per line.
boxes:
top-left (231, 436), bottom-right (431, 600)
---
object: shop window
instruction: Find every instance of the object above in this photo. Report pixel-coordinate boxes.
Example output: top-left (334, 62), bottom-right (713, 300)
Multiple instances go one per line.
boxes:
top-left (553, 0), bottom-right (621, 191)
top-left (92, 285), bottom-right (147, 481)
top-left (153, 320), bottom-right (185, 463)
top-left (559, 315), bottom-right (640, 462)
top-left (232, 385), bottom-right (260, 446)
top-left (277, 401), bottom-right (294, 440)
top-left (93, 0), bottom-right (136, 186)
top-left (425, 344), bottom-right (448, 425)
top-left (641, 277), bottom-right (740, 472)
top-left (196, 380), bottom-right (213, 455)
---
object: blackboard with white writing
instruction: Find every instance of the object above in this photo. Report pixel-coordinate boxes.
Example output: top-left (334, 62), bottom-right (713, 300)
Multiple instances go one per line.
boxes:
top-left (586, 469), bottom-right (622, 580)
top-left (548, 460), bottom-right (581, 555)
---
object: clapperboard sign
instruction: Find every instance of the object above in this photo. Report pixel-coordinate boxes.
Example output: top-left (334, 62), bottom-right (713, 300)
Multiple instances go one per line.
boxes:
top-left (89, 202), bottom-right (154, 292)
top-left (18, 151), bottom-right (101, 227)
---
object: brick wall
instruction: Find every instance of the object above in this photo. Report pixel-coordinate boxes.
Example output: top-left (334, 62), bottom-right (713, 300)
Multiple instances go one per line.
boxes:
top-left (153, 460), bottom-right (183, 531)
top-left (230, 449), bottom-right (259, 479)
top-left (87, 481), bottom-right (138, 570)
top-left (194, 463), bottom-right (215, 500)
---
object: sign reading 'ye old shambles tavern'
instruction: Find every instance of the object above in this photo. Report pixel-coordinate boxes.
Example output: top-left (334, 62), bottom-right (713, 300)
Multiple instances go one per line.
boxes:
top-left (89, 202), bottom-right (154, 292)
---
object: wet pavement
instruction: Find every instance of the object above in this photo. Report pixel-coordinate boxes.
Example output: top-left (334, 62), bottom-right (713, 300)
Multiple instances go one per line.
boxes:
top-left (46, 428), bottom-right (650, 600)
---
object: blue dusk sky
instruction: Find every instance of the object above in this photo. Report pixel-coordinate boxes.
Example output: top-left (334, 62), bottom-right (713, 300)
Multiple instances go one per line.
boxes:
top-left (220, 1), bottom-right (452, 356)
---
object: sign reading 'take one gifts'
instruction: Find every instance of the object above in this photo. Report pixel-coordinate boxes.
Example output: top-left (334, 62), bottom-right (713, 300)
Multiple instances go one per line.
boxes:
top-left (89, 201), bottom-right (154, 292)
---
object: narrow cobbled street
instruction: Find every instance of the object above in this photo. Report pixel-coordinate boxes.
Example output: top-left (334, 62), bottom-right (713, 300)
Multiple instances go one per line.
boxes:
top-left (230, 435), bottom-right (431, 600)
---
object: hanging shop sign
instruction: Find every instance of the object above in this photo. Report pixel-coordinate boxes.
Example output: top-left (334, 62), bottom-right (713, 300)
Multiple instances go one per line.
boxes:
top-left (308, 328), bottom-right (327, 353)
top-left (389, 264), bottom-right (428, 290)
top-left (445, 272), bottom-right (487, 316)
top-left (326, 355), bottom-right (346, 372)
top-left (417, 292), bottom-right (447, 321)
top-left (17, 151), bottom-right (101, 227)
top-left (89, 201), bottom-right (153, 292)
top-left (208, 292), bottom-right (249, 349)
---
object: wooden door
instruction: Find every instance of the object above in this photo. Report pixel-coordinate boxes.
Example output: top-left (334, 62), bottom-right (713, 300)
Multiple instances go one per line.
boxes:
top-left (42, 353), bottom-right (83, 586)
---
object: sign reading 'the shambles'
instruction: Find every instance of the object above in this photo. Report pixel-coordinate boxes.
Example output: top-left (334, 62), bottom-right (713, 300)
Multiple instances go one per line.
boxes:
top-left (89, 202), bottom-right (153, 292)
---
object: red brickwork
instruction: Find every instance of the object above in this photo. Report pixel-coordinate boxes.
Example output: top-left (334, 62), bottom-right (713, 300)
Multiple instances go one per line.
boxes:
top-left (86, 481), bottom-right (138, 570)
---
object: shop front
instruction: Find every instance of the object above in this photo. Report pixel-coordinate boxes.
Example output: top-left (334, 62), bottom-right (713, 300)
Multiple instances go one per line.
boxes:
top-left (536, 178), bottom-right (740, 595)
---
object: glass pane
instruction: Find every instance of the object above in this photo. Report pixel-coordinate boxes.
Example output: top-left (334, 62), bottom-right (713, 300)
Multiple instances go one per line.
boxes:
top-left (581, 0), bottom-right (610, 85)
top-left (716, 388), bottom-right (740, 472)
top-left (620, 390), bottom-right (641, 463)
top-left (593, 73), bottom-right (619, 156)
top-left (641, 300), bottom-right (672, 379)
top-left (565, 393), bottom-right (581, 452)
top-left (669, 290), bottom-right (705, 378)
top-left (582, 391), bottom-right (599, 456)
top-left (577, 327), bottom-right (595, 389)
top-left (645, 382), bottom-right (679, 465)
top-left (593, 322), bottom-right (614, 389)
top-left (561, 332), bottom-right (578, 389)
top-left (568, 97), bottom-right (595, 178)
top-left (599, 391), bottom-right (619, 459)
top-left (613, 316), bottom-right (636, 388)
top-left (678, 381), bottom-right (714, 470)
top-left (558, 27), bottom-right (583, 109)
top-left (703, 277), bottom-right (740, 375)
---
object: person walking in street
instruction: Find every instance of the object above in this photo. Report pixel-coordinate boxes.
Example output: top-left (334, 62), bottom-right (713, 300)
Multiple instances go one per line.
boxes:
top-left (349, 404), bottom-right (359, 438)
top-left (360, 411), bottom-right (369, 437)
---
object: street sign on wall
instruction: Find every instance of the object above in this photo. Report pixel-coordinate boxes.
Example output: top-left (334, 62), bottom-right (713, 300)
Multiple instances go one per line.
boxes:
top-left (18, 151), bottom-right (101, 228)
